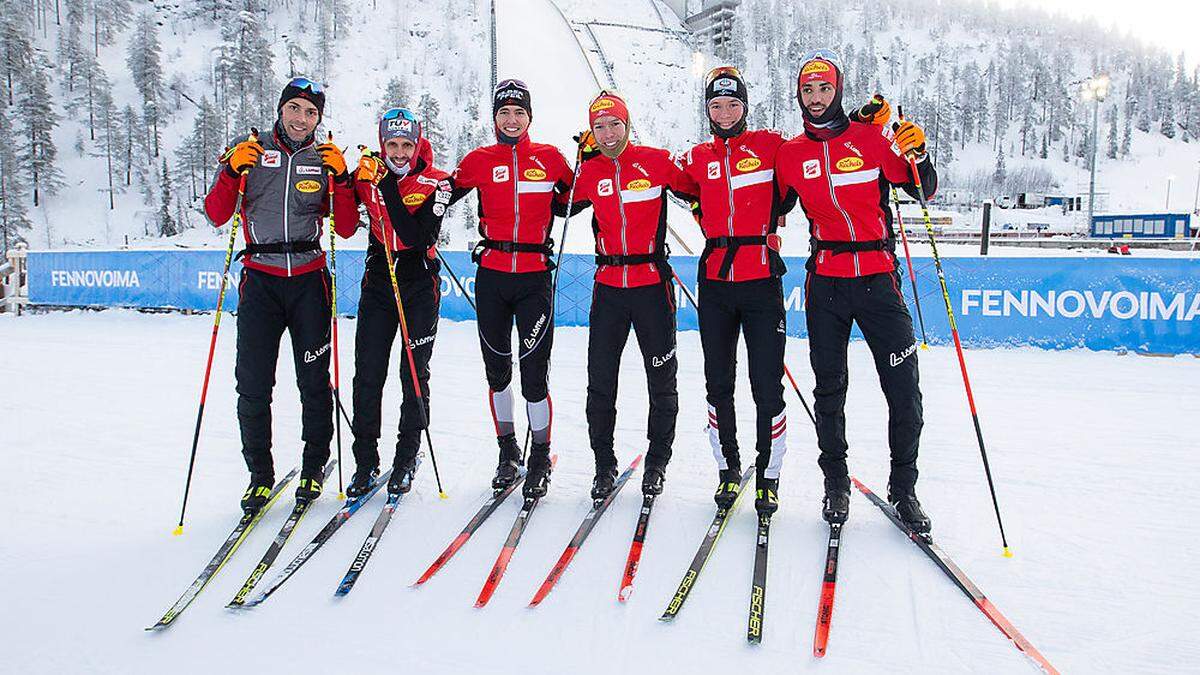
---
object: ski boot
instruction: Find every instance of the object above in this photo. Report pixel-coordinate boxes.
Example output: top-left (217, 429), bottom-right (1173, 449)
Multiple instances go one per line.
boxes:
top-left (822, 487), bottom-right (850, 524)
top-left (590, 466), bottom-right (618, 501)
top-left (889, 487), bottom-right (932, 537)
top-left (388, 454), bottom-right (419, 495)
top-left (713, 468), bottom-right (742, 510)
top-left (641, 465), bottom-right (665, 496)
top-left (491, 433), bottom-right (523, 492)
top-left (523, 445), bottom-right (552, 499)
top-left (345, 465), bottom-right (381, 499)
top-left (755, 475), bottom-right (779, 517)
top-left (295, 465), bottom-right (323, 503)
top-left (240, 473), bottom-right (274, 513)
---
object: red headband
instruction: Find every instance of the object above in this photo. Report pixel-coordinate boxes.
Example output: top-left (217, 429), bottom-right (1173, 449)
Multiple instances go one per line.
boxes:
top-left (799, 59), bottom-right (839, 87)
top-left (588, 93), bottom-right (629, 127)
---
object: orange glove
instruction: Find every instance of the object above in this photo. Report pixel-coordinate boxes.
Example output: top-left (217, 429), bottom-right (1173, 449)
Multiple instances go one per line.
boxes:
top-left (850, 94), bottom-right (891, 126)
top-left (892, 120), bottom-right (927, 159)
top-left (316, 142), bottom-right (348, 181)
top-left (573, 129), bottom-right (599, 161)
top-left (354, 152), bottom-right (387, 185)
top-left (220, 138), bottom-right (264, 176)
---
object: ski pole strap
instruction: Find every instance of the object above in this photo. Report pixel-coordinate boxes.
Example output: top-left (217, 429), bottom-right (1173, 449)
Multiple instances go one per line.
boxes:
top-left (472, 238), bottom-right (556, 268)
top-left (594, 251), bottom-right (667, 267)
top-left (235, 240), bottom-right (322, 260)
top-left (705, 235), bottom-right (769, 279)
top-left (811, 238), bottom-right (890, 256)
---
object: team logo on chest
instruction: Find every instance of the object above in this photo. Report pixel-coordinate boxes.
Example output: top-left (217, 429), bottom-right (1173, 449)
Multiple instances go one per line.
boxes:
top-left (736, 157), bottom-right (762, 172)
top-left (492, 165), bottom-right (510, 182)
top-left (597, 178), bottom-right (613, 196)
top-left (626, 179), bottom-right (651, 191)
top-left (261, 150), bottom-right (281, 168)
top-left (295, 165), bottom-right (322, 175)
top-left (523, 168), bottom-right (547, 180)
top-left (803, 159), bottom-right (821, 179)
top-left (707, 161), bottom-right (721, 180)
top-left (835, 157), bottom-right (865, 172)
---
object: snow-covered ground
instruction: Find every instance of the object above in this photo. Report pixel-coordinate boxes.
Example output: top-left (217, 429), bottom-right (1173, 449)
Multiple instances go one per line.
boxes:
top-left (3, 310), bottom-right (1198, 673)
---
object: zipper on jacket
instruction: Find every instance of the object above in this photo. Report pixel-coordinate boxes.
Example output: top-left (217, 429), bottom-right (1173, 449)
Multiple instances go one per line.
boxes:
top-left (821, 142), bottom-right (859, 276)
top-left (722, 144), bottom-right (737, 281)
top-left (284, 149), bottom-right (295, 275)
top-left (614, 157), bottom-right (630, 288)
top-left (511, 147), bottom-right (520, 273)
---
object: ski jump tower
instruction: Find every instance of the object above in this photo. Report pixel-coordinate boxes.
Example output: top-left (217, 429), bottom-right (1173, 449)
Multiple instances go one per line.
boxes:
top-left (661, 0), bottom-right (741, 61)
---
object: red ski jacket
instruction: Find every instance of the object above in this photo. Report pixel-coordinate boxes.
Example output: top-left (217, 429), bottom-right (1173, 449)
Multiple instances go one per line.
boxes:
top-left (776, 121), bottom-right (937, 277)
top-left (677, 128), bottom-right (789, 282)
top-left (450, 135), bottom-right (574, 274)
top-left (572, 143), bottom-right (697, 288)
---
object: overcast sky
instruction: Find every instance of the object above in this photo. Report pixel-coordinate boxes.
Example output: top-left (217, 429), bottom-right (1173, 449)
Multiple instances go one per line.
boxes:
top-left (996, 0), bottom-right (1200, 65)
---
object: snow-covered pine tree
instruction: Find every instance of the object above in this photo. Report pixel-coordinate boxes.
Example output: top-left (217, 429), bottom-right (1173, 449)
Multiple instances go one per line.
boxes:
top-left (221, 6), bottom-right (274, 133)
top-left (0, 103), bottom-right (31, 252)
top-left (159, 157), bottom-right (177, 236)
top-left (127, 11), bottom-right (164, 158)
top-left (0, 6), bottom-right (33, 107)
top-left (16, 59), bottom-right (64, 206)
top-left (419, 92), bottom-right (447, 158)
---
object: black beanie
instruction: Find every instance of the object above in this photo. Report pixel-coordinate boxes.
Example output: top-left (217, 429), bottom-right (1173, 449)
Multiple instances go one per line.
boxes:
top-left (705, 70), bottom-right (748, 139)
top-left (493, 78), bottom-right (532, 118)
top-left (278, 78), bottom-right (326, 121)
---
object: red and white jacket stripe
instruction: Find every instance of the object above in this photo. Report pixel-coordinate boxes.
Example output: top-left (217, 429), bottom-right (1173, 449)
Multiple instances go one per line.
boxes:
top-left (450, 135), bottom-right (574, 274)
top-left (572, 143), bottom-right (697, 288)
top-left (676, 128), bottom-right (788, 282)
top-left (775, 121), bottom-right (937, 278)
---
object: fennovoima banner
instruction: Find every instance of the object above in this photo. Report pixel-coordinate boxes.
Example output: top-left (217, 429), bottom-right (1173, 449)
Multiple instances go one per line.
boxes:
top-left (26, 250), bottom-right (1200, 354)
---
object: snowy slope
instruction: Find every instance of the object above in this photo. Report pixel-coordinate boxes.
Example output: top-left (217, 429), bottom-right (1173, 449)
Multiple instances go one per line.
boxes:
top-left (4, 310), bottom-right (1199, 672)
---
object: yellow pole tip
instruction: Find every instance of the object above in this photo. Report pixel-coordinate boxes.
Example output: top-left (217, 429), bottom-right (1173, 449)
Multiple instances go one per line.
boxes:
top-left (439, 492), bottom-right (449, 500)
top-left (920, 343), bottom-right (929, 351)
top-left (337, 492), bottom-right (346, 501)
top-left (1002, 547), bottom-right (1014, 558)
top-left (171, 525), bottom-right (184, 536)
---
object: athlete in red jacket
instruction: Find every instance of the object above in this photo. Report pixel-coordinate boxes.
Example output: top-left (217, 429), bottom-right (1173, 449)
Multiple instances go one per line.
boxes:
top-left (345, 108), bottom-right (453, 498)
top-left (675, 67), bottom-right (790, 516)
top-left (570, 91), bottom-right (697, 499)
top-left (449, 79), bottom-right (574, 499)
top-left (776, 51), bottom-right (937, 534)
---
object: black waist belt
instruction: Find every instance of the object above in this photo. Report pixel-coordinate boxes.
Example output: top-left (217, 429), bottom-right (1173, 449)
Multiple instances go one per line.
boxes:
top-left (472, 238), bottom-right (555, 266)
top-left (706, 236), bottom-right (769, 279)
top-left (236, 240), bottom-right (321, 260)
top-left (811, 239), bottom-right (889, 255)
top-left (594, 251), bottom-right (667, 267)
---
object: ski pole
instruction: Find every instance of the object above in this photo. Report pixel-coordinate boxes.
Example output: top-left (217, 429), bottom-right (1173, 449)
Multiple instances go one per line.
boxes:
top-left (898, 106), bottom-right (1011, 557)
top-left (326, 132), bottom-right (346, 500)
top-left (363, 171), bottom-right (447, 499)
top-left (890, 186), bottom-right (929, 350)
top-left (668, 269), bottom-right (816, 428)
top-left (174, 127), bottom-right (259, 536)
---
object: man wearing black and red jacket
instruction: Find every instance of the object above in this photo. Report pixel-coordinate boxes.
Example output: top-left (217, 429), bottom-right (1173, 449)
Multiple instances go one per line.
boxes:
top-left (776, 51), bottom-right (937, 534)
top-left (449, 79), bottom-right (574, 498)
top-left (204, 77), bottom-right (356, 511)
top-left (344, 108), bottom-right (453, 497)
top-left (675, 68), bottom-right (790, 517)
top-left (571, 91), bottom-right (697, 499)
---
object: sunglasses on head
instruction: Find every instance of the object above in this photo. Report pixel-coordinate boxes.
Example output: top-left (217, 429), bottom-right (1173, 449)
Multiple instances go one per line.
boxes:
top-left (799, 48), bottom-right (841, 66)
top-left (287, 76), bottom-right (325, 94)
top-left (382, 107), bottom-right (418, 122)
top-left (705, 66), bottom-right (742, 86)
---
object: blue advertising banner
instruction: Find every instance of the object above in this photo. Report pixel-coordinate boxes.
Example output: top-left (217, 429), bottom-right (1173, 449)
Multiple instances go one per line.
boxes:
top-left (26, 250), bottom-right (1200, 354)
